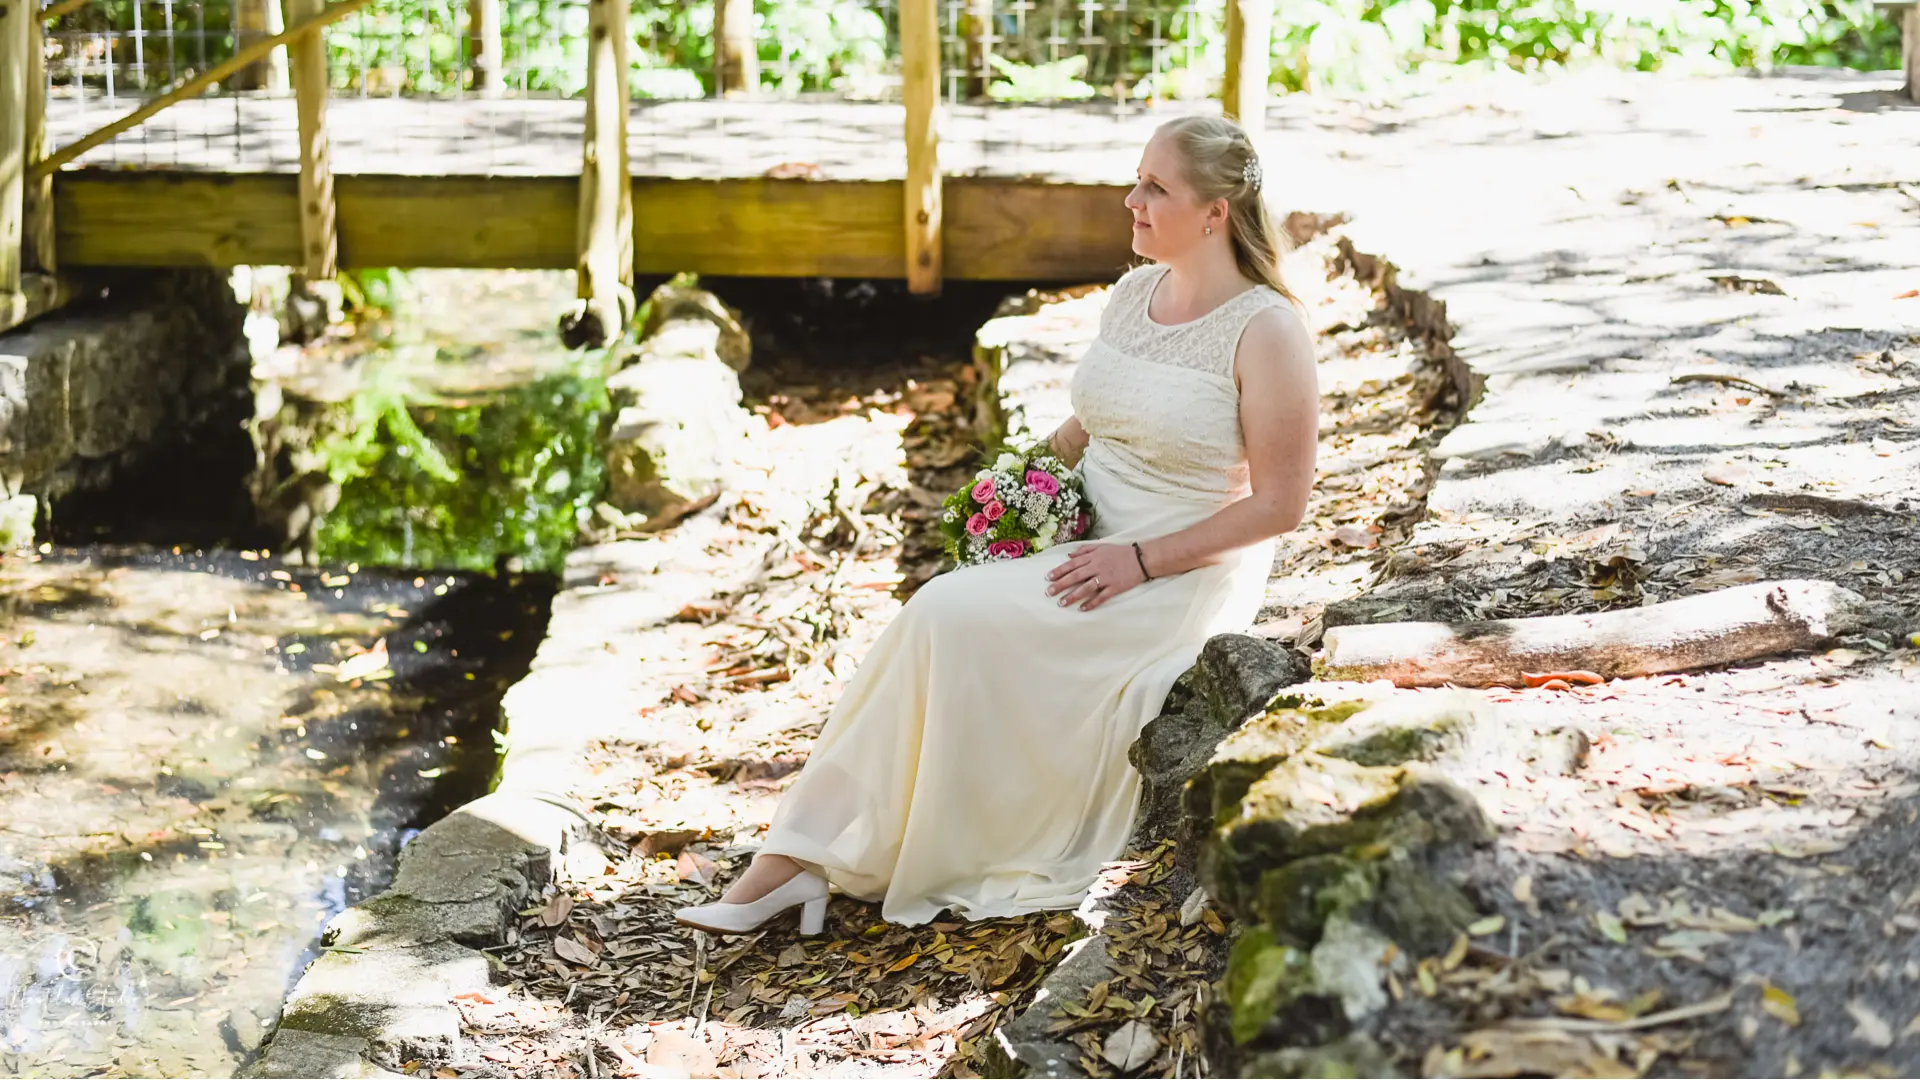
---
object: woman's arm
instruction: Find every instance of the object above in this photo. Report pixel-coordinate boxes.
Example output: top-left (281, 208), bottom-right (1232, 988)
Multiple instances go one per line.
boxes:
top-left (1044, 416), bottom-right (1090, 468)
top-left (1137, 306), bottom-right (1319, 578)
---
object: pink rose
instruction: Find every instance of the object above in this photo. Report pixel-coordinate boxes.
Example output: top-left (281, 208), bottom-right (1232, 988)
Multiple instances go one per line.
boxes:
top-left (1025, 469), bottom-right (1061, 497)
top-left (966, 513), bottom-right (990, 536)
top-left (983, 499), bottom-right (1006, 522)
top-left (987, 539), bottom-right (1028, 559)
top-left (1059, 512), bottom-right (1090, 540)
top-left (970, 478), bottom-right (996, 503)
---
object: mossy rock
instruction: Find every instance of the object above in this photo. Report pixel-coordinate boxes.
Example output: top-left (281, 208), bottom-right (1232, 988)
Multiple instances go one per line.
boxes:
top-left (1251, 854), bottom-right (1379, 945)
top-left (1184, 701), bottom-right (1371, 831)
top-left (1373, 853), bottom-right (1480, 958)
top-left (1312, 693), bottom-right (1484, 767)
top-left (1202, 762), bottom-right (1491, 920)
top-left (1225, 928), bottom-right (1320, 1046)
top-left (1135, 635), bottom-right (1308, 845)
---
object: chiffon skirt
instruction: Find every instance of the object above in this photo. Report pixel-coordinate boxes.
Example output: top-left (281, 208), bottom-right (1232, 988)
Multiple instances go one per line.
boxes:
top-left (758, 446), bottom-right (1273, 924)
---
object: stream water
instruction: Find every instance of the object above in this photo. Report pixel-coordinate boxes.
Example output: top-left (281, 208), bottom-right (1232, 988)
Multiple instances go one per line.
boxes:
top-left (0, 271), bottom-right (597, 1077)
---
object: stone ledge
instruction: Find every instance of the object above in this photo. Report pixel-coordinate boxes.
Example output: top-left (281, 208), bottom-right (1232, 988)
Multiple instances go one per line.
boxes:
top-left (246, 792), bottom-right (577, 1078)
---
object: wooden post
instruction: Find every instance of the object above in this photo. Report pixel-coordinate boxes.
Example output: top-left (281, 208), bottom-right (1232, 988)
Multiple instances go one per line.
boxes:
top-left (1222, 0), bottom-right (1273, 134)
top-left (285, 0), bottom-right (336, 279)
top-left (1, 0), bottom-right (27, 311)
top-left (23, 0), bottom-right (51, 275)
top-left (713, 0), bottom-right (757, 96)
top-left (900, 0), bottom-right (941, 295)
top-left (468, 0), bottom-right (502, 97)
top-left (230, 0), bottom-right (290, 92)
top-left (960, 0), bottom-right (992, 100)
top-left (567, 0), bottom-right (632, 346)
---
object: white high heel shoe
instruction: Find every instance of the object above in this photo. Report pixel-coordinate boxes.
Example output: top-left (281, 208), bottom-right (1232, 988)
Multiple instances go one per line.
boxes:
top-left (674, 870), bottom-right (830, 936)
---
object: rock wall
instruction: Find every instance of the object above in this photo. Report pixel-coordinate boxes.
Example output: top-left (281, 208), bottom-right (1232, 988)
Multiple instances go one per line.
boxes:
top-left (602, 283), bottom-right (754, 530)
top-left (0, 270), bottom-right (251, 546)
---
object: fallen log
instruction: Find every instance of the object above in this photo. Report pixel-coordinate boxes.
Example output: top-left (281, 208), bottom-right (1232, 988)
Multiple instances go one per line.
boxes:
top-left (1316, 579), bottom-right (1879, 688)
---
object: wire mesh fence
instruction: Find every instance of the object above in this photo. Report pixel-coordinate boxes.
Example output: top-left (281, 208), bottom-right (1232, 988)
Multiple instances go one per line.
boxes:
top-left (38, 0), bottom-right (1221, 175)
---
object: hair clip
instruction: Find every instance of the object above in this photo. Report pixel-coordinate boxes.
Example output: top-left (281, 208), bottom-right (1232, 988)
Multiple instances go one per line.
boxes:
top-left (1242, 156), bottom-right (1262, 192)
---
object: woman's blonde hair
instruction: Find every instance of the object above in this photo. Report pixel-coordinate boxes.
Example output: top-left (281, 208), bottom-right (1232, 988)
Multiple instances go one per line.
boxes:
top-left (1155, 115), bottom-right (1299, 308)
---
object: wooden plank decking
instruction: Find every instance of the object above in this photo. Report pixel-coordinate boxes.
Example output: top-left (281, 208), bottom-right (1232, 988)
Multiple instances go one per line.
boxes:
top-left (47, 98), bottom-right (1175, 279)
top-left (44, 96), bottom-right (1182, 180)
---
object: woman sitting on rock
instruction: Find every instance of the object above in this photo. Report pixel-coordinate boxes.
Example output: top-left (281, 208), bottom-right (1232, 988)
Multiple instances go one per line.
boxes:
top-left (677, 114), bottom-right (1321, 935)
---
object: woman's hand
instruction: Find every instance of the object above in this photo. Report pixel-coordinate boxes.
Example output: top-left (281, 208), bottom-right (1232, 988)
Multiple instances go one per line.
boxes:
top-left (1046, 543), bottom-right (1148, 611)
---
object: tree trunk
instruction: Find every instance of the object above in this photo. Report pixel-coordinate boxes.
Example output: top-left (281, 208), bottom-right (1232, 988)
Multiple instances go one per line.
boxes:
top-left (1222, 0), bottom-right (1272, 133)
top-left (713, 0), bottom-right (758, 96)
top-left (960, 0), bottom-right (992, 100)
top-left (1316, 579), bottom-right (1879, 688)
top-left (468, 0), bottom-right (503, 97)
top-left (230, 0), bottom-right (290, 92)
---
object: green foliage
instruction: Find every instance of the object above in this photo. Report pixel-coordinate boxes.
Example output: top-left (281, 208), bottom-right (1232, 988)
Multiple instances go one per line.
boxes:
top-left (313, 349), bottom-right (612, 575)
top-left (757, 0), bottom-right (889, 94)
top-left (337, 268), bottom-right (416, 322)
top-left (59, 0), bottom-right (1906, 102)
top-left (986, 55), bottom-right (1098, 101)
top-left (1273, 0), bottom-right (1904, 94)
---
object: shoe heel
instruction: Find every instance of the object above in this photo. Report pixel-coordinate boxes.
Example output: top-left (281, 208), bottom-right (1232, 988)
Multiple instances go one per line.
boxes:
top-left (798, 896), bottom-right (827, 936)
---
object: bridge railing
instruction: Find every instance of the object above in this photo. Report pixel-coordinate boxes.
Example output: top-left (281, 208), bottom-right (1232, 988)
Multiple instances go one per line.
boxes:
top-left (5, 0), bottom-right (1275, 332)
top-left (35, 0), bottom-right (1220, 108)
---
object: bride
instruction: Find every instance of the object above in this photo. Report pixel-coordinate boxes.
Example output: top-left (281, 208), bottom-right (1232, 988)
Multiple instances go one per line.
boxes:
top-left (677, 114), bottom-right (1320, 935)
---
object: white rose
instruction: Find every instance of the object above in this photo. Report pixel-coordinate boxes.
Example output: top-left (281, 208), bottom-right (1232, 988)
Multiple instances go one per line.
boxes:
top-left (1033, 535), bottom-right (1052, 552)
top-left (995, 453), bottom-right (1021, 472)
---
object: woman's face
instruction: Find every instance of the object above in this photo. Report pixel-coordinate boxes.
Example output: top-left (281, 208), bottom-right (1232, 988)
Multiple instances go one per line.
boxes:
top-left (1125, 134), bottom-right (1221, 262)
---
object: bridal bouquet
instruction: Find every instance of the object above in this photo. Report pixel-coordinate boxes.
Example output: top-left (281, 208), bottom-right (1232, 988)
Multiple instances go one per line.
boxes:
top-left (938, 447), bottom-right (1091, 567)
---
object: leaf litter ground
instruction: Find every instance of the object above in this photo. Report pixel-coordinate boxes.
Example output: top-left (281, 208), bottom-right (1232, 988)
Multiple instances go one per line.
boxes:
top-left (418, 238), bottom-right (1455, 1079)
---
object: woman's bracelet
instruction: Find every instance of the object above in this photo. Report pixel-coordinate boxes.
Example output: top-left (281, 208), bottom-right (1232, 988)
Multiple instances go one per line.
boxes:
top-left (1132, 542), bottom-right (1153, 581)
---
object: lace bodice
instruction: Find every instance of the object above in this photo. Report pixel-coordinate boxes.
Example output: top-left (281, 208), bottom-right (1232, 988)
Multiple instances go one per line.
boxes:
top-left (1070, 264), bottom-right (1289, 503)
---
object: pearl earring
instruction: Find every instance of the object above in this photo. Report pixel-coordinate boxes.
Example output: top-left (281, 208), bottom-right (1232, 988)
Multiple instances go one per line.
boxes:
top-left (1205, 226), bottom-right (1212, 236)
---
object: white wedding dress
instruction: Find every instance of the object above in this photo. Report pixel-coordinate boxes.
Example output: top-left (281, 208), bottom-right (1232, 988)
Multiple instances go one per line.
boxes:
top-left (760, 263), bottom-right (1291, 924)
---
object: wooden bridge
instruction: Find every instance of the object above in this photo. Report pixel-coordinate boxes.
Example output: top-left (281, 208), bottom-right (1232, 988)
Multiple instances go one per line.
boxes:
top-left (0, 0), bottom-right (1285, 340)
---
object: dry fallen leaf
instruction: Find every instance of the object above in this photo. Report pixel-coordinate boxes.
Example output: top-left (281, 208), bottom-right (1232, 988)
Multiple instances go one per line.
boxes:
top-left (636, 828), bottom-right (702, 858)
top-left (1557, 991), bottom-right (1632, 1023)
top-left (1332, 524), bottom-right (1377, 549)
top-left (335, 638), bottom-right (392, 682)
top-left (1452, 1028), bottom-right (1639, 1079)
top-left (1849, 999), bottom-right (1893, 1048)
top-left (1101, 1019), bottom-right (1158, 1072)
top-left (539, 892), bottom-right (575, 928)
top-left (1703, 463), bottom-right (1749, 487)
top-left (1763, 983), bottom-right (1801, 1027)
top-left (677, 849), bottom-right (719, 886)
top-left (554, 936), bottom-right (597, 967)
top-left (646, 1029), bottom-right (720, 1077)
top-left (1594, 912), bottom-right (1629, 944)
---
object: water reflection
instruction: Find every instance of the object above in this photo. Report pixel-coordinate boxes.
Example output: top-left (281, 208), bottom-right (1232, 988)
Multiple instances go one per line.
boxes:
top-left (4, 271), bottom-right (589, 1076)
top-left (253, 271), bottom-right (614, 575)
top-left (0, 551), bottom-right (551, 1076)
